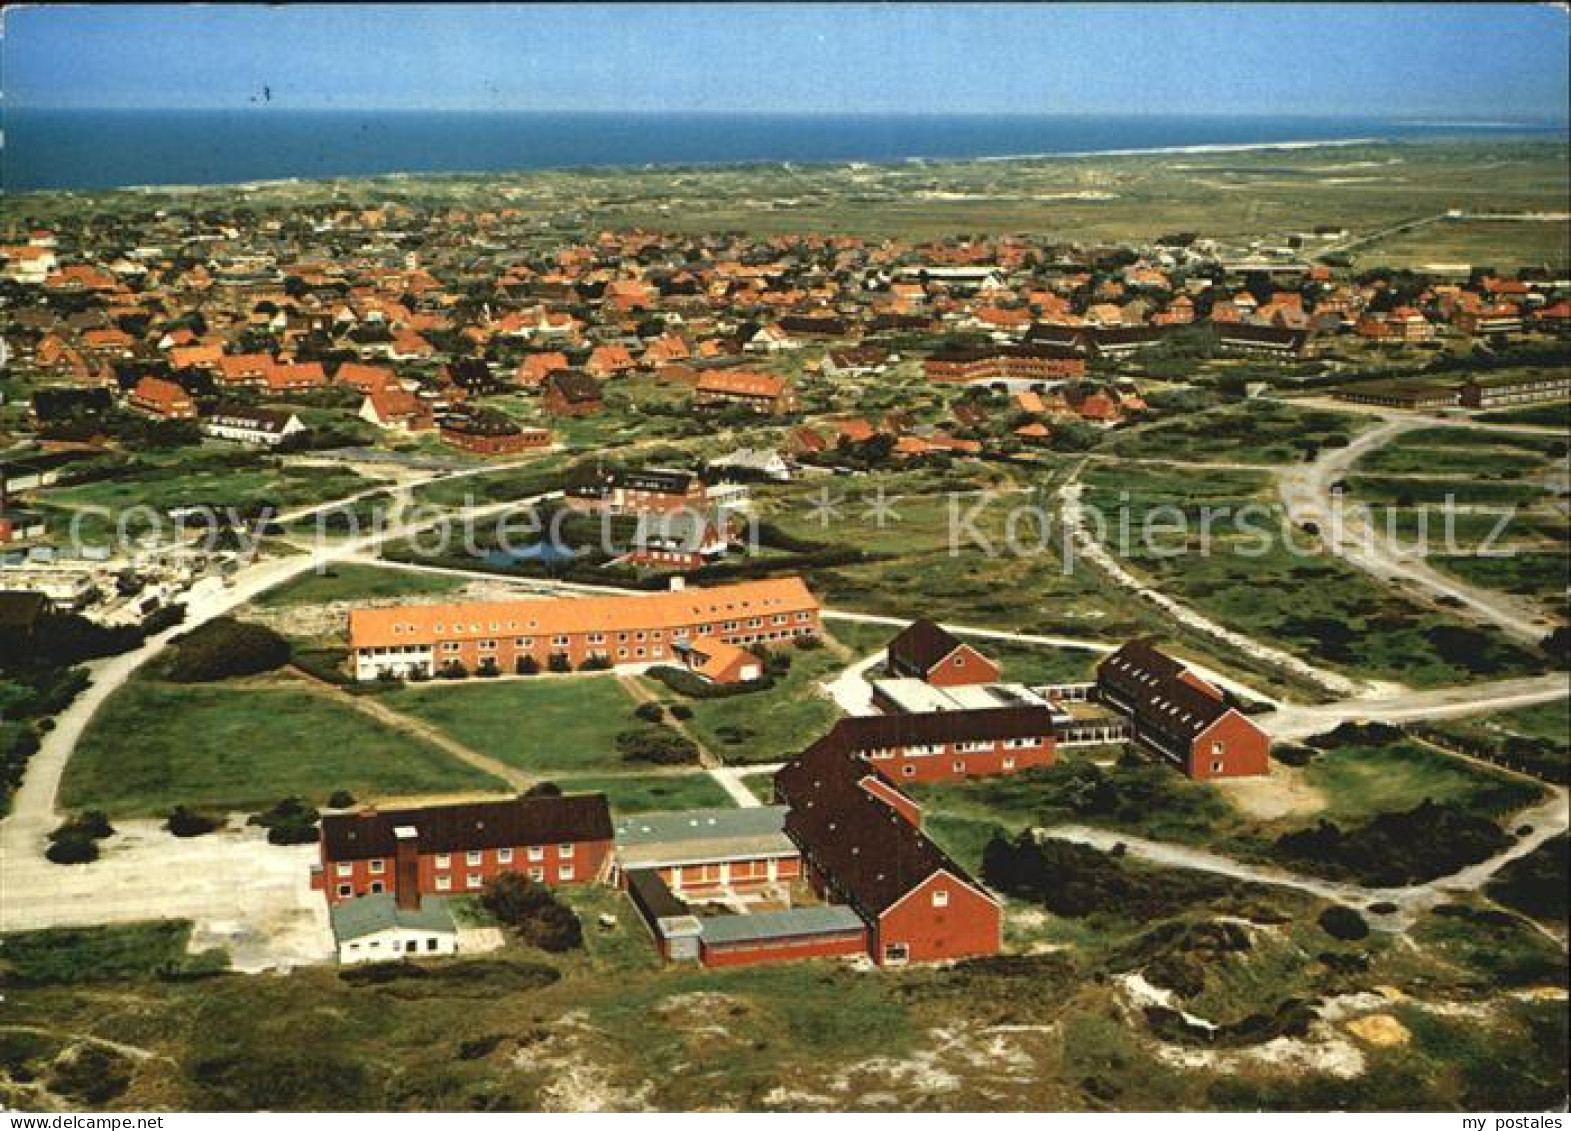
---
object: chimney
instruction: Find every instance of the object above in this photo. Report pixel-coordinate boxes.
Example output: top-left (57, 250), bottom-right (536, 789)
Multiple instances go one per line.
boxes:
top-left (393, 825), bottom-right (421, 910)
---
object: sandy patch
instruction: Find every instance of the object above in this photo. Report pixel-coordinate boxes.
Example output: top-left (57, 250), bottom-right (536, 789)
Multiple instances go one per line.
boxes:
top-left (1215, 765), bottom-right (1326, 821)
top-left (1345, 1014), bottom-right (1410, 1047)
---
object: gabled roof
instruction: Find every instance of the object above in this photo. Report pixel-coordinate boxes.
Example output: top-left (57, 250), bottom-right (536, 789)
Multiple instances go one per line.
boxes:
top-left (321, 794), bottom-right (613, 862)
top-left (886, 617), bottom-right (965, 674)
top-left (330, 892), bottom-right (456, 942)
top-left (777, 739), bottom-right (969, 919)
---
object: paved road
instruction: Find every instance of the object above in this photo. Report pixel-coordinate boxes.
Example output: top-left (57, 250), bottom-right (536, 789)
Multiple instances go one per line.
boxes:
top-left (1276, 417), bottom-right (1554, 644)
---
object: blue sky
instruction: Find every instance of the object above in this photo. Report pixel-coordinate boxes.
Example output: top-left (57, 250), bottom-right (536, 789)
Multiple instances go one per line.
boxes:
top-left (5, 3), bottom-right (1567, 119)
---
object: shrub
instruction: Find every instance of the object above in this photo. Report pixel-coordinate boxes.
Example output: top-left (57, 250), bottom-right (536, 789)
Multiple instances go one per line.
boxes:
top-left (1318, 904), bottom-right (1370, 941)
top-left (437, 660), bottom-right (469, 679)
top-left (165, 805), bottom-right (220, 838)
top-left (616, 726), bottom-right (700, 765)
top-left (45, 833), bottom-right (100, 865)
top-left (578, 655), bottom-right (613, 672)
top-left (515, 655), bottom-right (541, 676)
top-left (164, 618), bottom-right (290, 682)
top-left (547, 652), bottom-right (572, 674)
top-left (646, 664), bottom-right (774, 699)
top-left (476, 657), bottom-right (501, 678)
top-left (481, 873), bottom-right (583, 952)
top-left (249, 796), bottom-right (320, 846)
top-left (327, 790), bottom-right (356, 809)
top-left (669, 703), bottom-right (694, 721)
top-left (633, 701), bottom-right (665, 724)
top-left (524, 781), bottom-right (562, 798)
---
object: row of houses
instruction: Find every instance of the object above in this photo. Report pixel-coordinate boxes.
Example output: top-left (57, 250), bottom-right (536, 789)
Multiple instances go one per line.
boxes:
top-left (1335, 370), bottom-right (1571, 411)
top-left (348, 575), bottom-right (821, 680)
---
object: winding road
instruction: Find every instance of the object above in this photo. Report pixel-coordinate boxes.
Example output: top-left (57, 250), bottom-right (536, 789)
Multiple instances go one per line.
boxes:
top-left (1276, 416), bottom-right (1555, 644)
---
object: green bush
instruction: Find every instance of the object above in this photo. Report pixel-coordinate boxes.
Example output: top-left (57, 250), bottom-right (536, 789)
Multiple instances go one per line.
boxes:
top-left (1318, 904), bottom-right (1370, 941)
top-left (633, 701), bottom-right (665, 724)
top-left (616, 726), bottom-right (700, 765)
top-left (646, 664), bottom-right (775, 699)
top-left (515, 655), bottom-right (541, 676)
top-left (164, 618), bottom-right (290, 683)
top-left (165, 806), bottom-right (220, 838)
top-left (249, 796), bottom-right (320, 846)
top-left (480, 873), bottom-right (583, 952)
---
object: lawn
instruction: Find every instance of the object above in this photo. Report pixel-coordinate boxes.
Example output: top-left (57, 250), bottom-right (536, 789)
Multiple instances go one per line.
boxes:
top-left (1432, 551), bottom-right (1568, 608)
top-left (648, 644), bottom-right (845, 765)
top-left (1299, 740), bottom-right (1544, 826)
top-left (1104, 401), bottom-right (1370, 465)
top-left (253, 562), bottom-right (467, 606)
top-left (39, 451), bottom-right (378, 517)
top-left (383, 676), bottom-right (644, 775)
top-left (552, 771), bottom-right (735, 814)
top-left (1476, 400), bottom-right (1571, 429)
top-left (1344, 475), bottom-right (1549, 508)
top-left (0, 921), bottom-right (222, 986)
top-left (62, 678), bottom-right (503, 816)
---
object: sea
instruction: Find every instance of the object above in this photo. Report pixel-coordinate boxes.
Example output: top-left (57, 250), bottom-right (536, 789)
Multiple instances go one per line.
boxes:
top-left (1, 109), bottom-right (1563, 193)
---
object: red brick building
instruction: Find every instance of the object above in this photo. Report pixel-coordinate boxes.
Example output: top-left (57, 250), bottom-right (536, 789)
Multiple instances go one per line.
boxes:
top-left (543, 369), bottom-right (604, 417)
top-left (316, 794), bottom-right (614, 906)
top-left (806, 706), bottom-right (1057, 785)
top-left (693, 370), bottom-right (798, 414)
top-left (128, 375), bottom-right (197, 420)
top-left (885, 618), bottom-right (1000, 687)
top-left (776, 739), bottom-right (1002, 966)
top-left (1095, 640), bottom-right (1270, 779)
top-left (439, 413), bottom-right (552, 455)
top-left (924, 344), bottom-right (1086, 385)
top-left (349, 576), bottom-right (820, 680)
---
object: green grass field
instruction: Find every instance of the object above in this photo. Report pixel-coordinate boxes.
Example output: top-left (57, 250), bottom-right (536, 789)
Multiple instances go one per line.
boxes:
top-left (1433, 551), bottom-right (1568, 607)
top-left (1081, 465), bottom-right (1549, 687)
top-left (1105, 402), bottom-right (1370, 465)
top-left (1476, 400), bottom-right (1571, 429)
top-left (62, 678), bottom-right (502, 816)
top-left (383, 677), bottom-right (644, 775)
top-left (1300, 741), bottom-right (1544, 826)
top-left (553, 772), bottom-right (735, 813)
top-left (254, 562), bottom-right (468, 606)
top-left (652, 645), bottom-right (845, 765)
top-left (39, 453), bottom-right (377, 517)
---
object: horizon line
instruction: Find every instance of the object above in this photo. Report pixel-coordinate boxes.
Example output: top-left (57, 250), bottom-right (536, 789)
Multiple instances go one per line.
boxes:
top-left (6, 105), bottom-right (1569, 126)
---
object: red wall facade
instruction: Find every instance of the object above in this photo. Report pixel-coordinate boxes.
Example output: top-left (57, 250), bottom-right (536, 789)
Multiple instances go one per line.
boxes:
top-left (324, 838), bottom-right (612, 904)
top-left (700, 928), bottom-right (868, 968)
top-left (863, 733), bottom-right (1055, 784)
top-left (1186, 711), bottom-right (1270, 780)
top-left (873, 871), bottom-right (1002, 965)
top-left (924, 645), bottom-right (1002, 688)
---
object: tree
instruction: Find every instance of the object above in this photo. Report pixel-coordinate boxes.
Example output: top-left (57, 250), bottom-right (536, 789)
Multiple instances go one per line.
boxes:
top-left (250, 796), bottom-right (320, 845)
top-left (481, 873), bottom-right (583, 952)
top-left (163, 619), bottom-right (290, 682)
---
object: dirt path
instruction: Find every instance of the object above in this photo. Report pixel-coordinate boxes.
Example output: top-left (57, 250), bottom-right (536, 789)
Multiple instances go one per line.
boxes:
top-left (1040, 782), bottom-right (1568, 931)
top-left (285, 665), bottom-right (531, 790)
top-left (1276, 417), bottom-right (1554, 643)
top-left (1057, 473), bottom-right (1364, 698)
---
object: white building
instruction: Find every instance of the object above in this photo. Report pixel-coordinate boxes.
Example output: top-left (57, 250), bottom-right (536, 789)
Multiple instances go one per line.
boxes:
top-left (203, 406), bottom-right (307, 447)
top-left (330, 891), bottom-right (458, 965)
